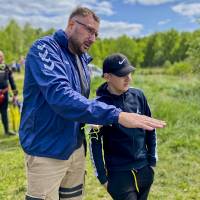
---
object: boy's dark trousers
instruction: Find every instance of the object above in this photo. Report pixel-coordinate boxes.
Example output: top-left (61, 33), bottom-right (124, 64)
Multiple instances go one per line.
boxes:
top-left (107, 165), bottom-right (154, 200)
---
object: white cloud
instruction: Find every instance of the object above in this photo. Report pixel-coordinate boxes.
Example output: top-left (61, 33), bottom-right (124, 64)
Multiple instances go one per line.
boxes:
top-left (94, 1), bottom-right (114, 16)
top-left (172, 3), bottom-right (200, 17)
top-left (100, 20), bottom-right (143, 38)
top-left (0, 0), bottom-right (141, 38)
top-left (70, 0), bottom-right (114, 16)
top-left (0, 0), bottom-right (76, 29)
top-left (0, 0), bottom-right (114, 30)
top-left (158, 19), bottom-right (171, 25)
top-left (124, 0), bottom-right (176, 5)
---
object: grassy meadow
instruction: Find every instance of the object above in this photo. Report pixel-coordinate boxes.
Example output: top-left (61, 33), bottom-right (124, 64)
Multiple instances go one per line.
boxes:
top-left (0, 69), bottom-right (200, 200)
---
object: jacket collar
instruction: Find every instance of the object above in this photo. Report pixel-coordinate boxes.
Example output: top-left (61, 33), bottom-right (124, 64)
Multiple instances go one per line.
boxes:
top-left (53, 29), bottom-right (93, 64)
top-left (96, 82), bottom-right (128, 99)
top-left (53, 29), bottom-right (68, 50)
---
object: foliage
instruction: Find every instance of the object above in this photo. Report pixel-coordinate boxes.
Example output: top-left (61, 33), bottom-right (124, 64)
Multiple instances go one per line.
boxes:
top-left (0, 21), bottom-right (55, 63)
top-left (1, 20), bottom-right (200, 73)
top-left (187, 35), bottom-right (200, 73)
top-left (164, 61), bottom-right (192, 75)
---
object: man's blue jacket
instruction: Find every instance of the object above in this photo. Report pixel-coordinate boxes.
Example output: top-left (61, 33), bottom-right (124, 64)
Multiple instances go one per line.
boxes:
top-left (19, 30), bottom-right (121, 160)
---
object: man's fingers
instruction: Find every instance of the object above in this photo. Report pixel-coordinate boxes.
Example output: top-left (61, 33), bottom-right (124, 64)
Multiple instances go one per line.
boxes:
top-left (137, 123), bottom-right (155, 131)
top-left (118, 112), bottom-right (166, 130)
top-left (141, 115), bottom-right (166, 128)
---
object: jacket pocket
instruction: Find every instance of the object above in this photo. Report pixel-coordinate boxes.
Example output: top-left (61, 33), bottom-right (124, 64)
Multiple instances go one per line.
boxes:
top-left (132, 132), bottom-right (147, 160)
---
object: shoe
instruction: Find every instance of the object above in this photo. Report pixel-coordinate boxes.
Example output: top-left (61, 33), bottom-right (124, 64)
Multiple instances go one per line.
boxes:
top-left (5, 131), bottom-right (16, 136)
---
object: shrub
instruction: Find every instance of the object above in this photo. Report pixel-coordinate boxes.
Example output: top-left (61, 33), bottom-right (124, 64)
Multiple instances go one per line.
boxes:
top-left (165, 61), bottom-right (192, 75)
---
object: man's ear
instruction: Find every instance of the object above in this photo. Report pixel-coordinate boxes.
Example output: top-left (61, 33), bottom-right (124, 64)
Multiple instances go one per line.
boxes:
top-left (66, 19), bottom-right (75, 33)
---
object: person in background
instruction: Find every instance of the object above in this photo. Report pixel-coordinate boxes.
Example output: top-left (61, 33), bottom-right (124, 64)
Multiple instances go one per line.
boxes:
top-left (16, 61), bottom-right (21, 73)
top-left (11, 60), bottom-right (17, 72)
top-left (19, 7), bottom-right (165, 200)
top-left (12, 60), bottom-right (21, 73)
top-left (19, 55), bottom-right (25, 69)
top-left (90, 53), bottom-right (157, 200)
top-left (0, 50), bottom-right (18, 136)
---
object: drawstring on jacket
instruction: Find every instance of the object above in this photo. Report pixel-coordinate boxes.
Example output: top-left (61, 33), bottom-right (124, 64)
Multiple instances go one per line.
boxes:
top-left (131, 170), bottom-right (139, 193)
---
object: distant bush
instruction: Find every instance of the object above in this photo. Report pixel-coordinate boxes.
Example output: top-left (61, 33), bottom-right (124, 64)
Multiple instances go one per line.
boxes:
top-left (137, 67), bottom-right (165, 75)
top-left (163, 60), bottom-right (171, 68)
top-left (165, 61), bottom-right (192, 75)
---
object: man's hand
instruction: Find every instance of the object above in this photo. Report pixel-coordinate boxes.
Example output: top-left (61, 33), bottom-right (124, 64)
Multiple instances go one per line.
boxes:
top-left (118, 112), bottom-right (166, 130)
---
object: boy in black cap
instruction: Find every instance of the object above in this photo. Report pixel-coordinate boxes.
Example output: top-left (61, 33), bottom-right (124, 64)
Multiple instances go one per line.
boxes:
top-left (90, 53), bottom-right (156, 200)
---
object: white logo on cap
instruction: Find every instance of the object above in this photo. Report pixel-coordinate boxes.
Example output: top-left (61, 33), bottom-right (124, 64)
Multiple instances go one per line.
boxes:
top-left (119, 58), bottom-right (126, 65)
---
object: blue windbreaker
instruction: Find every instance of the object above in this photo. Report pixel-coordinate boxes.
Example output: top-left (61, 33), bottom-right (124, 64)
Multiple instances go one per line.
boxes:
top-left (19, 30), bottom-right (121, 160)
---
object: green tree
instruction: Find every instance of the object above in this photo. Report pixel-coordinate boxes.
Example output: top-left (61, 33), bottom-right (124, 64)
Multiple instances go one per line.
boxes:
top-left (187, 37), bottom-right (200, 72)
top-left (2, 20), bottom-right (24, 62)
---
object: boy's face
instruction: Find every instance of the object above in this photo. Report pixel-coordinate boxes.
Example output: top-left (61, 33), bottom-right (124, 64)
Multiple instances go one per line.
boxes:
top-left (105, 73), bottom-right (132, 95)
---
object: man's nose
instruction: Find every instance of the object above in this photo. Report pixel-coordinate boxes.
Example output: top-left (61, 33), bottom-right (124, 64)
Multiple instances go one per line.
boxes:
top-left (88, 33), bottom-right (97, 42)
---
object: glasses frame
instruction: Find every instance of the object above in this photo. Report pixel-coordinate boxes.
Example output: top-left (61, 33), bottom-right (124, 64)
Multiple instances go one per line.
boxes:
top-left (74, 20), bottom-right (99, 38)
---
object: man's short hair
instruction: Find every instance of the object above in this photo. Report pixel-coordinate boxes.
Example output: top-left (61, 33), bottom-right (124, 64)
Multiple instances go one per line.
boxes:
top-left (69, 6), bottom-right (100, 23)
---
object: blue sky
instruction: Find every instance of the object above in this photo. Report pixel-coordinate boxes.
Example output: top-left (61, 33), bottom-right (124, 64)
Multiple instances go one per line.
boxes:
top-left (0, 0), bottom-right (200, 38)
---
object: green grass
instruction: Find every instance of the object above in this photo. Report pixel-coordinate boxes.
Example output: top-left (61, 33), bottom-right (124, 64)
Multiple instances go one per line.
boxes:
top-left (0, 70), bottom-right (200, 199)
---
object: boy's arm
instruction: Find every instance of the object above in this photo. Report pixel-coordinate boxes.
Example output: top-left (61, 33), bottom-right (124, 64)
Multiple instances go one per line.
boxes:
top-left (89, 128), bottom-right (108, 185)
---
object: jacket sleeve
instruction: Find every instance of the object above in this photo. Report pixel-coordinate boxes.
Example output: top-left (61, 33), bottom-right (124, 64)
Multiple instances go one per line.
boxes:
top-left (89, 128), bottom-right (108, 184)
top-left (26, 40), bottom-right (121, 125)
top-left (142, 93), bottom-right (157, 167)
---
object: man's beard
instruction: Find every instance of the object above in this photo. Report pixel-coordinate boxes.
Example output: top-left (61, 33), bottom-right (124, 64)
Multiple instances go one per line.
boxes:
top-left (69, 36), bottom-right (84, 55)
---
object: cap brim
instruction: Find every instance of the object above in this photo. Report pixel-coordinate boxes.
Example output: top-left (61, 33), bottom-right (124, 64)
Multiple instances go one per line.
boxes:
top-left (113, 65), bottom-right (135, 77)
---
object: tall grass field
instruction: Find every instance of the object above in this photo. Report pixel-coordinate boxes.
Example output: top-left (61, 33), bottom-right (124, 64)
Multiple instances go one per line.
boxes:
top-left (0, 70), bottom-right (199, 200)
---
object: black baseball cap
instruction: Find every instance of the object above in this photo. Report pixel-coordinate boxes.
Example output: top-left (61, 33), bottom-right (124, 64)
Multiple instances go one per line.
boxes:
top-left (103, 53), bottom-right (135, 77)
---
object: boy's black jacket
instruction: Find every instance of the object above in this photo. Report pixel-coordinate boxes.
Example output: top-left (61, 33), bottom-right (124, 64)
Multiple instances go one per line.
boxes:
top-left (90, 82), bottom-right (157, 184)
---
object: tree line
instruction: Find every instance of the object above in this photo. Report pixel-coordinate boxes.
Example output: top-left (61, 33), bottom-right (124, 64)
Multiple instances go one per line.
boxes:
top-left (0, 20), bottom-right (199, 73)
